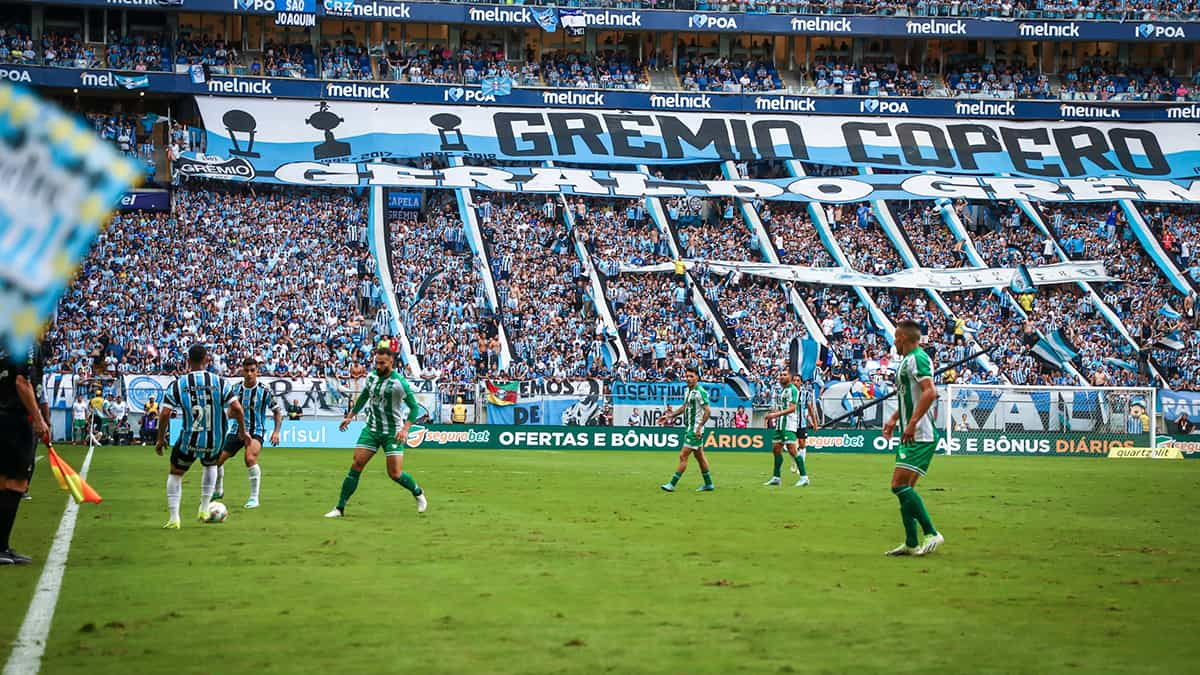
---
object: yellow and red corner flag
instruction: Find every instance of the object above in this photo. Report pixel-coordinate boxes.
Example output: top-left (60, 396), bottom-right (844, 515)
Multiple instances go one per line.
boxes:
top-left (47, 446), bottom-right (101, 504)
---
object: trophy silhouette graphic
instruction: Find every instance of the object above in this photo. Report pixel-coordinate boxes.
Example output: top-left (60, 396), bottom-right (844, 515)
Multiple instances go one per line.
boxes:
top-left (431, 113), bottom-right (467, 151)
top-left (223, 109), bottom-right (261, 158)
top-left (307, 102), bottom-right (351, 160)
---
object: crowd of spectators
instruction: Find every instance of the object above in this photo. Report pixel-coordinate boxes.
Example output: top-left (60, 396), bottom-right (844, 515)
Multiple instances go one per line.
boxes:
top-left (43, 184), bottom-right (372, 380)
top-left (321, 40), bottom-right (372, 80)
top-left (175, 35), bottom-right (239, 75)
top-left (434, 0), bottom-right (1198, 21)
top-left (679, 56), bottom-right (781, 92)
top-left (475, 196), bottom-right (605, 378)
top-left (389, 194), bottom-right (502, 383)
top-left (806, 61), bottom-right (937, 97)
top-left (543, 50), bottom-right (649, 89)
top-left (0, 26), bottom-right (167, 71)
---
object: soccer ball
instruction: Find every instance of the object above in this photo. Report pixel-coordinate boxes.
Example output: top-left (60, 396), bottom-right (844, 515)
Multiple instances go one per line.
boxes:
top-left (207, 501), bottom-right (229, 523)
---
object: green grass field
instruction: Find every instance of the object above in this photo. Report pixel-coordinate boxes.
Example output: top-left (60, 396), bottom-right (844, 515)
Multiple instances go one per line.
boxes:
top-left (2, 445), bottom-right (1198, 674)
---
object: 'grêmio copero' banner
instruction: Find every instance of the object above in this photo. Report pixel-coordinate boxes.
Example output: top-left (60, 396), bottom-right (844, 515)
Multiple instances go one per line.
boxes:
top-left (193, 97), bottom-right (1200, 179)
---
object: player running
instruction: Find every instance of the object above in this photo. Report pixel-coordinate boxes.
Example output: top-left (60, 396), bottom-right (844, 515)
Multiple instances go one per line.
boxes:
top-left (882, 320), bottom-right (944, 556)
top-left (155, 345), bottom-right (249, 529)
top-left (213, 358), bottom-right (283, 509)
top-left (325, 347), bottom-right (427, 517)
top-left (762, 369), bottom-right (819, 487)
top-left (659, 365), bottom-right (714, 492)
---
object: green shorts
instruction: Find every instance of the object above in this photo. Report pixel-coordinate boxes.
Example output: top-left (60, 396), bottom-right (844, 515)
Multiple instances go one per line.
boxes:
top-left (73, 419), bottom-right (86, 431)
top-left (773, 429), bottom-right (797, 444)
top-left (356, 428), bottom-right (405, 456)
top-left (896, 440), bottom-right (937, 476)
top-left (684, 431), bottom-right (703, 449)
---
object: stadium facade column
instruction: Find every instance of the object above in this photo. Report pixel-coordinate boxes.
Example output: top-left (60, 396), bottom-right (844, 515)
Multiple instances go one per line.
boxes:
top-left (448, 157), bottom-right (514, 372)
top-left (1119, 201), bottom-right (1198, 296)
top-left (637, 164), bottom-right (749, 375)
top-left (718, 160), bottom-right (827, 346)
top-left (857, 164), bottom-right (1001, 379)
top-left (367, 186), bottom-right (421, 373)
top-left (783, 160), bottom-right (897, 343)
top-left (545, 161), bottom-right (630, 366)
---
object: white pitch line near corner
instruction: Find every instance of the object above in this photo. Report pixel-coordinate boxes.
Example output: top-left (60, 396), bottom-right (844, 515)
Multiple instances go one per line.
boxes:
top-left (4, 446), bottom-right (95, 675)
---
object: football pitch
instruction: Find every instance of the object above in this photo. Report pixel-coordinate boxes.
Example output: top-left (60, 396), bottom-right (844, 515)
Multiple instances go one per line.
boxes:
top-left (2, 445), bottom-right (1198, 674)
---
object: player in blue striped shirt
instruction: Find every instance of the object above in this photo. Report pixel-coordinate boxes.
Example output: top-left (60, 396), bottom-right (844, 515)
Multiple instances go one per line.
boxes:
top-left (213, 358), bottom-right (284, 510)
top-left (155, 345), bottom-right (249, 529)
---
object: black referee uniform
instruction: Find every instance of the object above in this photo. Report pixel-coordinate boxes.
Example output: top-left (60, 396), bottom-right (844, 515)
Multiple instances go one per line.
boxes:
top-left (0, 346), bottom-right (39, 564)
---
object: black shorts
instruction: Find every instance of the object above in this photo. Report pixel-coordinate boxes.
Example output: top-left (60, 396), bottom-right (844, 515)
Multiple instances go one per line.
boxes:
top-left (170, 437), bottom-right (221, 471)
top-left (796, 428), bottom-right (809, 441)
top-left (221, 433), bottom-right (264, 457)
top-left (0, 412), bottom-right (36, 481)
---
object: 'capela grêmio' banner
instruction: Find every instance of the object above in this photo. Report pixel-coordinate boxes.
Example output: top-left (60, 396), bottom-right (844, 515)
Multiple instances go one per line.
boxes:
top-left (192, 97), bottom-right (1200, 180)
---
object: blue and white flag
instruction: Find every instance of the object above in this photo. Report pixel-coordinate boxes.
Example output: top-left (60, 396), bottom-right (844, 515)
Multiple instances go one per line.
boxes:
top-left (1160, 303), bottom-right (1182, 321)
top-left (1009, 264), bottom-right (1036, 294)
top-left (0, 81), bottom-right (141, 355)
top-left (1156, 329), bottom-right (1185, 351)
top-left (114, 74), bottom-right (150, 90)
top-left (532, 8), bottom-right (559, 33)
top-left (1104, 357), bottom-right (1139, 373)
top-left (188, 63), bottom-right (206, 85)
top-left (480, 76), bottom-right (514, 98)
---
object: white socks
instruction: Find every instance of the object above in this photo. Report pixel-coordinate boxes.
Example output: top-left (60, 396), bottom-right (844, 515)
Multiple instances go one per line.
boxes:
top-left (199, 465), bottom-right (217, 514)
top-left (214, 465), bottom-right (225, 495)
top-left (166, 474), bottom-right (183, 521)
top-left (247, 464), bottom-right (261, 501)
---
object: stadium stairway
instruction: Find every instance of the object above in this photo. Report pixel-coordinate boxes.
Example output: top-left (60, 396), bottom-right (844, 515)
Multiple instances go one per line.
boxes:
top-left (1014, 200), bottom-right (1166, 385)
top-left (784, 161), bottom-right (897, 344)
top-left (639, 164), bottom-right (750, 374)
top-left (923, 193), bottom-right (1089, 384)
top-left (718, 160), bottom-right (829, 347)
top-left (448, 157), bottom-right (515, 372)
top-left (1119, 201), bottom-right (1200, 296)
top-left (367, 186), bottom-right (422, 372)
top-left (547, 161), bottom-right (632, 366)
top-left (856, 169), bottom-right (1002, 379)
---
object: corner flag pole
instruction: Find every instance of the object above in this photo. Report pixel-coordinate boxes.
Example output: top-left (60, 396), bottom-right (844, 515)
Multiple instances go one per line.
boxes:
top-left (822, 344), bottom-right (999, 427)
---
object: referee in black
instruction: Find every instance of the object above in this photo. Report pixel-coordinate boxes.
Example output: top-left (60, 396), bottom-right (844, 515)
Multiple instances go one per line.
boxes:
top-left (0, 344), bottom-right (50, 564)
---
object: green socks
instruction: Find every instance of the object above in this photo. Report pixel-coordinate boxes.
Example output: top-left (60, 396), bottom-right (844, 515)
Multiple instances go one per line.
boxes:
top-left (337, 469), bottom-right (361, 510)
top-left (772, 453), bottom-right (783, 478)
top-left (394, 471), bottom-right (423, 497)
top-left (701, 471), bottom-right (713, 487)
top-left (669, 472), bottom-right (682, 486)
top-left (905, 488), bottom-right (937, 536)
top-left (793, 452), bottom-right (807, 477)
top-left (893, 485), bottom-right (936, 547)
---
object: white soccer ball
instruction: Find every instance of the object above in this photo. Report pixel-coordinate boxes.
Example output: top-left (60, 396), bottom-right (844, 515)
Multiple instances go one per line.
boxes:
top-left (207, 501), bottom-right (229, 523)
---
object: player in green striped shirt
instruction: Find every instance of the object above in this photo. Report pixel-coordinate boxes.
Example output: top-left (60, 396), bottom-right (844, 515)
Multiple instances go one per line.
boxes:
top-left (659, 365), bottom-right (714, 492)
top-left (763, 369), bottom-right (818, 487)
top-left (325, 347), bottom-right (427, 517)
top-left (882, 320), bottom-right (943, 556)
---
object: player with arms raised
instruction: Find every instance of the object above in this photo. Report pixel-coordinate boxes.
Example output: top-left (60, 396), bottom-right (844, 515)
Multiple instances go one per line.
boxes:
top-left (325, 347), bottom-right (427, 517)
top-left (213, 358), bottom-right (283, 509)
top-left (658, 365), bottom-right (714, 492)
top-left (155, 344), bottom-right (248, 528)
top-left (763, 369), bottom-right (818, 487)
top-left (882, 320), bottom-right (944, 556)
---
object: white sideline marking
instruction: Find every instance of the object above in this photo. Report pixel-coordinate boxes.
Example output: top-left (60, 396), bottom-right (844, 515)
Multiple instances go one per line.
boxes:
top-left (4, 446), bottom-right (95, 675)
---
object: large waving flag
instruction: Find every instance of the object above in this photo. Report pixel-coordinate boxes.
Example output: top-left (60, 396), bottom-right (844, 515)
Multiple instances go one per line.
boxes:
top-left (486, 381), bottom-right (519, 406)
top-left (47, 446), bottom-right (101, 504)
top-left (0, 81), bottom-right (140, 356)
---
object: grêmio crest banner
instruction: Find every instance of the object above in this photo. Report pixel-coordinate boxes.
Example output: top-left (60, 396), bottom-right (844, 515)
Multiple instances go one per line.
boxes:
top-left (192, 97), bottom-right (1200, 179)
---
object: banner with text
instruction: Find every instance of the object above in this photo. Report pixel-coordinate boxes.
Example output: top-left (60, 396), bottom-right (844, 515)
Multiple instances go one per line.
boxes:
top-left (482, 379), bottom-right (605, 426)
top-left (626, 260), bottom-right (1115, 289)
top-left (1160, 389), bottom-right (1200, 426)
top-left (192, 97), bottom-right (1200, 179)
top-left (177, 157), bottom-right (1200, 205)
top-left (404, 424), bottom-right (770, 452)
top-left (125, 374), bottom-right (438, 419)
top-left (610, 380), bottom-right (755, 429)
